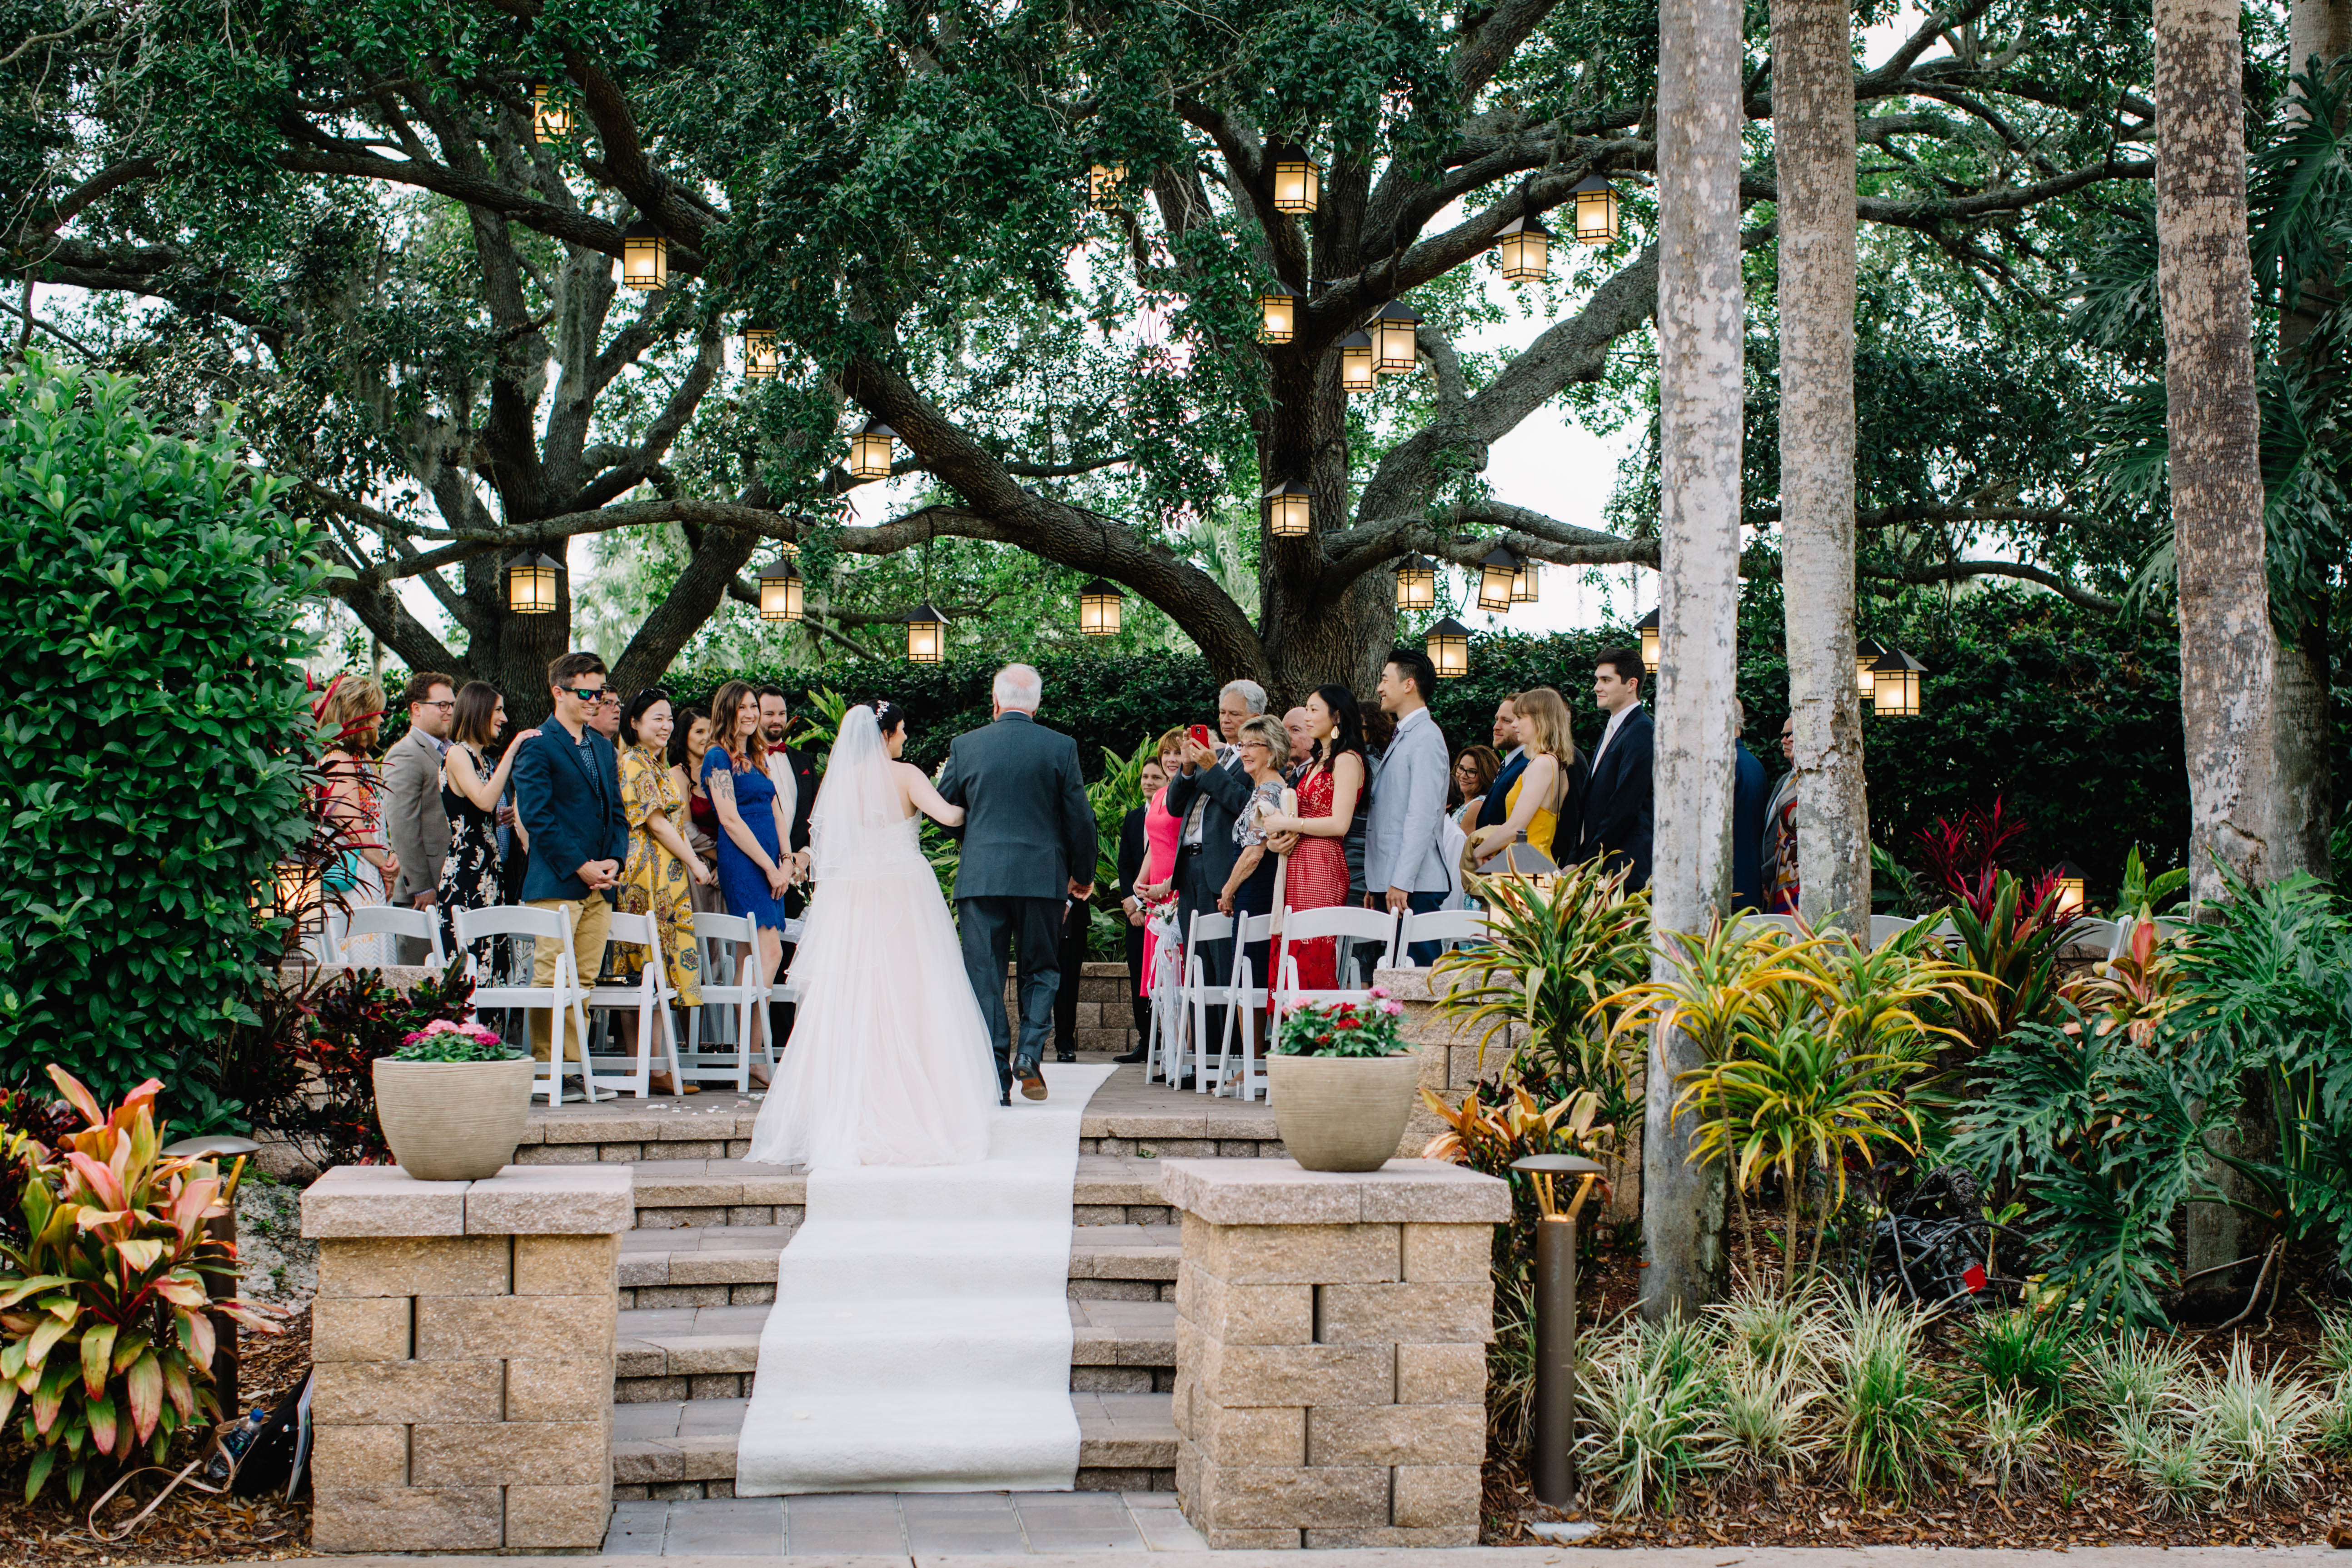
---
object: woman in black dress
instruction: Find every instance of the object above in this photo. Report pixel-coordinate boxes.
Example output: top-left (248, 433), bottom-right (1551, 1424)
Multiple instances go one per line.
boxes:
top-left (437, 682), bottom-right (537, 966)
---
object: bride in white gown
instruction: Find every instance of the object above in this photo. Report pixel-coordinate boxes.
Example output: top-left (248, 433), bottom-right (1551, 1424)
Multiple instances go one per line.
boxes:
top-left (746, 702), bottom-right (999, 1168)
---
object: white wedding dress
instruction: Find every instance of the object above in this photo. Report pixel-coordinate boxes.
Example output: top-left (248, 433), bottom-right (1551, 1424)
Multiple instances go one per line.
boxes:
top-left (745, 707), bottom-right (998, 1168)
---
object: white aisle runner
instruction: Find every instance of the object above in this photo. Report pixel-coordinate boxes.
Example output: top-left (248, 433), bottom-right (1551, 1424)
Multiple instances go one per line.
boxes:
top-left (734, 1061), bottom-right (1117, 1494)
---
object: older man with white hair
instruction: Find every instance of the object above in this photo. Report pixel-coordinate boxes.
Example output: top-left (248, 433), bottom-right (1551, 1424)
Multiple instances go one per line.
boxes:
top-left (1160, 677), bottom-right (1266, 1083)
top-left (936, 663), bottom-right (1101, 1103)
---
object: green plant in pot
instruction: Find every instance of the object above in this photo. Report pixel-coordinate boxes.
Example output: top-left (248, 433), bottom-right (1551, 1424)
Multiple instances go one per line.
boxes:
top-left (371, 1020), bottom-right (532, 1180)
top-left (1267, 990), bottom-right (1420, 1172)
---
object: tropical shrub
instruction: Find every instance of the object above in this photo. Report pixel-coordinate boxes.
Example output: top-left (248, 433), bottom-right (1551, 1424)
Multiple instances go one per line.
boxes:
top-left (1575, 1314), bottom-right (1733, 1516)
top-left (0, 360), bottom-right (324, 1106)
top-left (0, 1068), bottom-right (275, 1502)
top-left (1273, 992), bottom-right (1408, 1058)
top-left (1829, 1290), bottom-right (1955, 1501)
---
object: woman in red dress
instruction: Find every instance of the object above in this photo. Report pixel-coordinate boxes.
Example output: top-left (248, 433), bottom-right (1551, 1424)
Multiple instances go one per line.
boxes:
top-left (1259, 685), bottom-right (1369, 992)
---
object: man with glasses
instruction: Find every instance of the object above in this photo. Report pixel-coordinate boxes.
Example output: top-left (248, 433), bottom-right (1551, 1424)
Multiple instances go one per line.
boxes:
top-left (512, 652), bottom-right (630, 1081)
top-left (383, 672), bottom-right (457, 966)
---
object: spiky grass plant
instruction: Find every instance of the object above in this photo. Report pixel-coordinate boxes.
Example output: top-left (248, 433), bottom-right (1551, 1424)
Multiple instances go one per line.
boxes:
top-left (1486, 1274), bottom-right (1538, 1457)
top-left (1575, 1314), bottom-right (1734, 1516)
top-left (1978, 1394), bottom-right (2057, 1495)
top-left (1827, 1290), bottom-right (1953, 1501)
top-left (2317, 1307), bottom-right (2352, 1379)
top-left (2074, 1331), bottom-right (2194, 1431)
top-left (2189, 1339), bottom-right (2318, 1505)
top-left (2314, 1378), bottom-right (2352, 1459)
top-left (1709, 1275), bottom-right (1830, 1382)
top-left (1720, 1364), bottom-right (1822, 1480)
top-left (1966, 1309), bottom-right (2077, 1414)
top-left (2136, 1430), bottom-right (2213, 1517)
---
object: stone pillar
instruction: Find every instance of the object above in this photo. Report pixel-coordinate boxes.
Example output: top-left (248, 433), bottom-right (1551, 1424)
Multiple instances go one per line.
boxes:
top-left (300, 1165), bottom-right (633, 1553)
top-left (1160, 1159), bottom-right (1509, 1548)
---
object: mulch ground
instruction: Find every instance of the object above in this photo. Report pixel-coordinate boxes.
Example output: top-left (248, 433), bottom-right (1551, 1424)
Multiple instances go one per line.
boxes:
top-left (0, 1311), bottom-right (313, 1567)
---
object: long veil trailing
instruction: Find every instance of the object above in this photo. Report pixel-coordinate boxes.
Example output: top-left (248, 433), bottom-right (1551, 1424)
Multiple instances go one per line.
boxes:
top-left (808, 704), bottom-right (922, 883)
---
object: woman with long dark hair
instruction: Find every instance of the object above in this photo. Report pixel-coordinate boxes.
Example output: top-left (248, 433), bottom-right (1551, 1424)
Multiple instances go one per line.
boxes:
top-left (703, 679), bottom-right (793, 1077)
top-left (1258, 683), bottom-right (1369, 991)
top-left (437, 681), bottom-right (538, 965)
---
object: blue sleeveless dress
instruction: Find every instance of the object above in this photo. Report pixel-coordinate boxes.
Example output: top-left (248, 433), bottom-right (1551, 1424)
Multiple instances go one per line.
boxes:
top-left (702, 747), bottom-right (788, 930)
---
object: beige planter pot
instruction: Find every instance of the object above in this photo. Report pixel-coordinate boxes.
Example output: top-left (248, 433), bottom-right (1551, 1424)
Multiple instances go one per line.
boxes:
top-left (372, 1057), bottom-right (534, 1180)
top-left (1266, 1052), bottom-right (1424, 1173)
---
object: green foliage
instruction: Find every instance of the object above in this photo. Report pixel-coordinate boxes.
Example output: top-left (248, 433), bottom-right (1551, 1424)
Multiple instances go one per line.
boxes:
top-left (1574, 1314), bottom-right (1734, 1517)
top-left (244, 965), bottom-right (480, 1170)
top-left (1830, 1291), bottom-right (1955, 1502)
top-left (1964, 1309), bottom-right (2078, 1416)
top-left (0, 358), bottom-right (321, 1105)
top-left (391, 1020), bottom-right (520, 1063)
top-left (2192, 1340), bottom-right (2321, 1505)
top-left (1271, 996), bottom-right (1407, 1059)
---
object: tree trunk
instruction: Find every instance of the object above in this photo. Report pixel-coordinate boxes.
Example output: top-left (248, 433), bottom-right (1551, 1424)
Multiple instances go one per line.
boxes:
top-left (1640, 0), bottom-right (1743, 1323)
top-left (1258, 353), bottom-right (1394, 705)
top-left (1772, 0), bottom-right (1869, 932)
top-left (2155, 0), bottom-right (2274, 906)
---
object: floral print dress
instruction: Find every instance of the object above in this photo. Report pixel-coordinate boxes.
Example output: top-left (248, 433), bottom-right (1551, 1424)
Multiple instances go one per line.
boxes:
top-left (618, 742), bottom-right (704, 1006)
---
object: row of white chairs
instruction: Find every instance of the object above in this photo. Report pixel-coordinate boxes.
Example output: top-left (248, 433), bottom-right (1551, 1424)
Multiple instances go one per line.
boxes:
top-left (332, 903), bottom-right (797, 1103)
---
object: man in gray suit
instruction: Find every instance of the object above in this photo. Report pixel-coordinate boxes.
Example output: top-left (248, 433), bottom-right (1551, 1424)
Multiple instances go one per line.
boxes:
top-left (1364, 647), bottom-right (1451, 966)
top-left (937, 664), bottom-right (1100, 1104)
top-left (381, 671), bottom-right (456, 965)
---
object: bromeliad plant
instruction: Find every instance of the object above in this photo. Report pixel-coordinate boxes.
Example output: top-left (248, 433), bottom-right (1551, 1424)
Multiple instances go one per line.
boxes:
top-left (0, 1067), bottom-right (277, 1502)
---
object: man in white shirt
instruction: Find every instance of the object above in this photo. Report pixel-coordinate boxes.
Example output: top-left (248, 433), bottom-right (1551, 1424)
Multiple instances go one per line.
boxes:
top-left (1577, 647), bottom-right (1654, 891)
top-left (1363, 648), bottom-right (1450, 964)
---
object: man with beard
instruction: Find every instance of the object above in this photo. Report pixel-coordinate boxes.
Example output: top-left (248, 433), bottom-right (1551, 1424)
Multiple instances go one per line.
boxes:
top-left (758, 688), bottom-right (821, 1040)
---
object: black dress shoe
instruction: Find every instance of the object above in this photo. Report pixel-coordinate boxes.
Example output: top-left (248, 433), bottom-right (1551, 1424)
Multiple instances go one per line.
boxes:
top-left (1055, 1050), bottom-right (1078, 1063)
top-left (1112, 1048), bottom-right (1148, 1064)
top-left (1018, 1063), bottom-right (1050, 1100)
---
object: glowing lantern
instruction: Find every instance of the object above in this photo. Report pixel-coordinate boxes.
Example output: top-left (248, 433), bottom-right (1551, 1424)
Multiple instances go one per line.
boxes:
top-left (905, 602), bottom-right (947, 663)
top-left (620, 220), bottom-right (668, 290)
top-left (1870, 647), bottom-right (1926, 716)
top-left (1494, 214), bottom-right (1552, 282)
top-left (1338, 332), bottom-right (1376, 392)
top-left (1269, 141), bottom-right (1321, 214)
top-left (2052, 861), bottom-right (2087, 918)
top-left (1637, 608), bottom-right (1661, 673)
top-left (1476, 546), bottom-right (1521, 612)
top-left (1854, 637), bottom-right (1885, 698)
top-left (742, 326), bottom-right (779, 380)
top-left (1263, 477), bottom-right (1311, 538)
top-left (1513, 556), bottom-right (1540, 603)
top-left (1425, 616), bottom-right (1472, 679)
top-left (1371, 301), bottom-right (1421, 376)
top-left (505, 552), bottom-right (561, 615)
top-left (1394, 553), bottom-right (1436, 611)
top-left (848, 419), bottom-right (898, 481)
top-left (531, 85), bottom-right (572, 144)
top-left (1077, 578), bottom-right (1124, 637)
top-left (1258, 292), bottom-right (1297, 344)
top-left (1572, 174), bottom-right (1619, 244)
top-left (758, 558), bottom-right (803, 622)
top-left (1088, 163), bottom-right (1125, 210)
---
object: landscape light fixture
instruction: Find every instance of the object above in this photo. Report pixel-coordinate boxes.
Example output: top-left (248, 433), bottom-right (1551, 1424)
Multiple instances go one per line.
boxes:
top-left (1087, 163), bottom-right (1125, 211)
top-left (742, 326), bottom-right (779, 380)
top-left (848, 419), bottom-right (898, 481)
top-left (530, 85), bottom-right (572, 143)
top-left (1370, 301), bottom-right (1421, 377)
top-left (1494, 214), bottom-right (1553, 283)
top-left (620, 220), bottom-right (668, 290)
top-left (757, 558), bottom-right (803, 622)
top-left (1269, 141), bottom-right (1321, 214)
top-left (1425, 616), bottom-right (1472, 679)
top-left (1854, 637), bottom-right (1885, 698)
top-left (1393, 553), bottom-right (1437, 611)
top-left (1263, 476), bottom-right (1312, 538)
top-left (2052, 860), bottom-right (2087, 918)
top-left (1637, 608), bottom-right (1661, 673)
top-left (1077, 578), bottom-right (1125, 637)
top-left (1571, 174), bottom-right (1619, 244)
top-left (1338, 332), bottom-right (1376, 392)
top-left (1476, 546), bottom-right (1522, 613)
top-left (505, 552), bottom-right (562, 615)
top-left (1511, 1153), bottom-right (1606, 1506)
top-left (1870, 646), bottom-right (1926, 717)
top-left (1512, 555), bottom-right (1541, 603)
top-left (904, 602), bottom-right (948, 663)
top-left (1257, 292), bottom-right (1297, 345)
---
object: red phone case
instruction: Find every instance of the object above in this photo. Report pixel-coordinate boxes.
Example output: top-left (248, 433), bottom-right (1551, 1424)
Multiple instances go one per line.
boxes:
top-left (1190, 724), bottom-right (1213, 749)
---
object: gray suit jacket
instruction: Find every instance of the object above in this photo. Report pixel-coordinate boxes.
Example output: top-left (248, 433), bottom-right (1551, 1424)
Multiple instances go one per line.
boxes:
top-left (1364, 706), bottom-right (1450, 895)
top-left (381, 724), bottom-right (450, 902)
top-left (936, 712), bottom-right (1099, 901)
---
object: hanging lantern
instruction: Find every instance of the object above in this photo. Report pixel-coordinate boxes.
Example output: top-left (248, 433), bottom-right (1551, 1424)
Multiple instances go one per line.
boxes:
top-left (2051, 860), bottom-right (2088, 918)
top-left (1077, 577), bottom-right (1124, 637)
top-left (1269, 141), bottom-right (1321, 214)
top-left (1425, 616), bottom-right (1472, 680)
top-left (1257, 292), bottom-right (1297, 345)
top-left (1263, 476), bottom-right (1311, 538)
top-left (620, 220), bottom-right (668, 290)
top-left (1494, 214), bottom-right (1553, 283)
top-left (1572, 174), bottom-right (1619, 244)
top-left (742, 326), bottom-right (779, 381)
top-left (1394, 553), bottom-right (1437, 611)
top-left (1088, 163), bottom-right (1126, 211)
top-left (1854, 637), bottom-right (1885, 698)
top-left (1371, 301), bottom-right (1421, 377)
top-left (1637, 608), bottom-right (1661, 673)
top-left (1338, 331), bottom-right (1376, 393)
top-left (757, 558), bottom-right (804, 622)
top-left (505, 552), bottom-right (562, 615)
top-left (1870, 646), bottom-right (1926, 717)
top-left (530, 85), bottom-right (573, 144)
top-left (905, 602), bottom-right (948, 663)
top-left (1512, 556), bottom-right (1540, 603)
top-left (848, 418), bottom-right (898, 481)
top-left (1476, 546), bottom-right (1521, 612)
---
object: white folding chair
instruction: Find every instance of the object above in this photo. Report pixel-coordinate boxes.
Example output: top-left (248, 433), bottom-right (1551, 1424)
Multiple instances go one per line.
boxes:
top-left (2063, 917), bottom-right (2120, 956)
top-left (454, 904), bottom-right (594, 1105)
top-left (1729, 912), bottom-right (1801, 941)
top-left (682, 911), bottom-right (777, 1092)
top-left (1271, 906), bottom-right (1400, 1027)
top-left (1391, 906), bottom-right (1488, 968)
top-left (582, 911), bottom-right (688, 1098)
top-left (1869, 914), bottom-right (1917, 947)
top-left (1170, 910), bottom-right (1233, 1094)
top-left (1204, 912), bottom-right (1276, 1101)
top-left (337, 903), bottom-right (448, 968)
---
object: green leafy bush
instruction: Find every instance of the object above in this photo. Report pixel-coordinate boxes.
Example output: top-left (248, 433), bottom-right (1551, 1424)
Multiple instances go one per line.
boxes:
top-left (1271, 994), bottom-right (1408, 1058)
top-left (393, 1020), bottom-right (520, 1063)
top-left (0, 358), bottom-right (321, 1103)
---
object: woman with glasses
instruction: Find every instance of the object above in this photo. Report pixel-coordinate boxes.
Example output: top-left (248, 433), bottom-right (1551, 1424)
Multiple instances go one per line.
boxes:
top-left (437, 681), bottom-right (538, 966)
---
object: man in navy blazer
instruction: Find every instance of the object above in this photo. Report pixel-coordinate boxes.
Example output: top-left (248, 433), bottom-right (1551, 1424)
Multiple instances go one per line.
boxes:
top-left (512, 651), bottom-right (630, 1070)
top-left (1577, 647), bottom-right (1654, 892)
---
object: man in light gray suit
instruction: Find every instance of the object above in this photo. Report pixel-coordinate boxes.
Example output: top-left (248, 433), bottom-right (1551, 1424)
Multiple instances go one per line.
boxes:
top-left (381, 671), bottom-right (456, 965)
top-left (937, 664), bottom-right (1101, 1105)
top-left (1363, 647), bottom-right (1451, 966)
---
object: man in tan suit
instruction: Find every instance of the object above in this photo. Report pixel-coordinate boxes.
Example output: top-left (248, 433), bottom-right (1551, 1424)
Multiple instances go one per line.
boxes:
top-left (382, 672), bottom-right (456, 966)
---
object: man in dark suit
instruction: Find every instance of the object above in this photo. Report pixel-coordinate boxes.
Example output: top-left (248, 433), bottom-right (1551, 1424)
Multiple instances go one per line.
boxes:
top-left (1162, 680), bottom-right (1264, 1075)
top-left (937, 664), bottom-right (1100, 1104)
top-left (512, 651), bottom-right (631, 1070)
top-left (1731, 699), bottom-right (1768, 911)
top-left (1578, 647), bottom-right (1654, 892)
top-left (758, 687), bottom-right (819, 1036)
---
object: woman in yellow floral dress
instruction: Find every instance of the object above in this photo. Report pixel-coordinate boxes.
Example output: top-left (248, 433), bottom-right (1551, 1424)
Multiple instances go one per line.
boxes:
top-left (617, 691), bottom-right (710, 1091)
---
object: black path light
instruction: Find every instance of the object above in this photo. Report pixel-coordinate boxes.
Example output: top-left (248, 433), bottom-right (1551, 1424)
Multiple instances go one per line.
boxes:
top-left (1393, 553), bottom-right (1437, 611)
top-left (1338, 331), bottom-right (1376, 392)
top-left (1870, 646), bottom-right (1927, 716)
top-left (1370, 301), bottom-right (1421, 377)
top-left (1257, 292), bottom-right (1297, 344)
top-left (620, 220), bottom-right (668, 290)
top-left (1572, 174), bottom-right (1619, 244)
top-left (1511, 1153), bottom-right (1606, 1507)
top-left (1077, 577), bottom-right (1124, 637)
top-left (848, 418), bottom-right (898, 482)
top-left (757, 558), bottom-right (803, 622)
top-left (1268, 140), bottom-right (1321, 214)
top-left (742, 326), bottom-right (779, 380)
top-left (1425, 615), bottom-right (1472, 679)
top-left (1637, 607), bottom-right (1661, 673)
top-left (530, 85), bottom-right (572, 143)
top-left (1476, 546), bottom-right (1521, 613)
top-left (1494, 214), bottom-right (1553, 283)
top-left (1263, 476), bottom-right (1312, 538)
top-left (505, 552), bottom-right (562, 614)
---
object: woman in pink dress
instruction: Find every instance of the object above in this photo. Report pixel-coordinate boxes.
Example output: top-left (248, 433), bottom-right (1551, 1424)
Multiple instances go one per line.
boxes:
top-left (1258, 686), bottom-right (1368, 992)
top-left (1131, 729), bottom-right (1189, 1005)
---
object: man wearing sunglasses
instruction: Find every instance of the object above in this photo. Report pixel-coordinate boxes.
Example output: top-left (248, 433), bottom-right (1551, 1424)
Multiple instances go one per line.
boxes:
top-left (512, 652), bottom-right (631, 1080)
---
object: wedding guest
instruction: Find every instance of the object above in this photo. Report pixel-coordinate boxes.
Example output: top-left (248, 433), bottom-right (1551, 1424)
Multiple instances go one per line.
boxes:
top-left (704, 679), bottom-right (794, 1080)
top-left (1216, 715), bottom-right (1291, 1050)
top-left (588, 687), bottom-right (622, 743)
top-left (1733, 699), bottom-right (1768, 912)
top-left (668, 709), bottom-right (725, 915)
top-left (617, 690), bottom-right (710, 1091)
top-left (1763, 713), bottom-right (1800, 914)
top-left (1450, 745), bottom-right (1500, 820)
top-left (757, 686), bottom-right (819, 1039)
top-left (438, 682), bottom-right (538, 966)
top-left (1364, 648), bottom-right (1450, 964)
top-left (1127, 727), bottom-right (1190, 1070)
top-left (317, 675), bottom-right (398, 966)
top-left (1470, 685), bottom-right (1579, 869)
top-left (1492, 695), bottom-right (1521, 759)
top-left (512, 653), bottom-right (629, 1075)
top-left (382, 671), bottom-right (456, 965)
top-left (1258, 686), bottom-right (1367, 992)
top-left (1166, 680), bottom-right (1266, 1078)
top-left (1577, 647), bottom-right (1655, 891)
top-left (1110, 754), bottom-right (1171, 1064)
top-left (1282, 707), bottom-right (1314, 778)
top-left (1479, 690), bottom-right (1532, 835)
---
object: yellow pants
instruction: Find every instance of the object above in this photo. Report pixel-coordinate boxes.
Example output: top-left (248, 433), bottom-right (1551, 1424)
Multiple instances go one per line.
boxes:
top-left (528, 895), bottom-right (612, 1064)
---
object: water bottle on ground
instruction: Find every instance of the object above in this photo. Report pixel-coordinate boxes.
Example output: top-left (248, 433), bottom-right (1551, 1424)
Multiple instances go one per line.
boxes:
top-left (206, 1406), bottom-right (269, 1483)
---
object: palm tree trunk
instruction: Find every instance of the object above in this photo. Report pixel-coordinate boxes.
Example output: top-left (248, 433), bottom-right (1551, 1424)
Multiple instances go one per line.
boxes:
top-left (1772, 0), bottom-right (1868, 932)
top-left (1640, 0), bottom-right (1743, 1323)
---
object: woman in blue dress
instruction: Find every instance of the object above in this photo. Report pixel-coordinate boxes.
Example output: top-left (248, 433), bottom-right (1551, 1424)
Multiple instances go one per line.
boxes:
top-left (702, 679), bottom-right (797, 1080)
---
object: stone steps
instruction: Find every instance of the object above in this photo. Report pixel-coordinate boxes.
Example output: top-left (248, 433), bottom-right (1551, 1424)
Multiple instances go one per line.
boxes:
top-left (611, 1391), bottom-right (1177, 1500)
top-left (618, 1220), bottom-right (1181, 1309)
top-left (618, 1154), bottom-right (1187, 1232)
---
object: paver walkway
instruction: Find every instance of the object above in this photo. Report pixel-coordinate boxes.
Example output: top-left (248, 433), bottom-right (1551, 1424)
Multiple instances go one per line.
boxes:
top-left (603, 1489), bottom-right (1207, 1554)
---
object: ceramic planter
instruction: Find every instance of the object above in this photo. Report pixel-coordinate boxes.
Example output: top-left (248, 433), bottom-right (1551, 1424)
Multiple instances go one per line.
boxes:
top-left (1266, 1051), bottom-right (1423, 1172)
top-left (372, 1056), bottom-right (534, 1180)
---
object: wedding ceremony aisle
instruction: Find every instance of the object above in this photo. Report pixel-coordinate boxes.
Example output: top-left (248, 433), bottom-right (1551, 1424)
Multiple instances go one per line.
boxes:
top-left (734, 1062), bottom-right (1119, 1494)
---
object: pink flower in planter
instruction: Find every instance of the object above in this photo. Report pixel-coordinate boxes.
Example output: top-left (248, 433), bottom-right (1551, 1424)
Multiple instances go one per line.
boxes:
top-left (1368, 985), bottom-right (1389, 999)
top-left (1377, 1000), bottom-right (1404, 1016)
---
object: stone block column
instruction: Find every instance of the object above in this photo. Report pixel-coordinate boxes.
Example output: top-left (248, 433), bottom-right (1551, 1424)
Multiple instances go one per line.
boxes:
top-left (300, 1165), bottom-right (633, 1553)
top-left (1159, 1159), bottom-right (1510, 1548)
